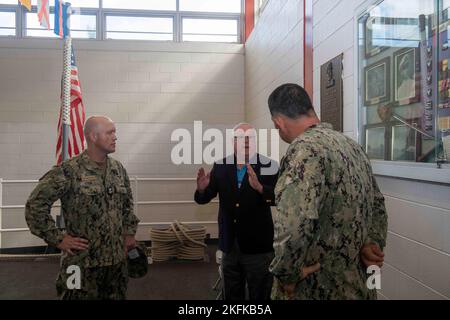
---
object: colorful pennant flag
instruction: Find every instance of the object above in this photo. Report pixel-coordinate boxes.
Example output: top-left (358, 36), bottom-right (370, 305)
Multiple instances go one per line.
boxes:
top-left (18, 0), bottom-right (31, 11)
top-left (38, 0), bottom-right (50, 30)
top-left (54, 0), bottom-right (70, 38)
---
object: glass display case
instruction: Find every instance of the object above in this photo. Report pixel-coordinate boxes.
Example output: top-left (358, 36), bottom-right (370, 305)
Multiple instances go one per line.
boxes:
top-left (358, 0), bottom-right (450, 165)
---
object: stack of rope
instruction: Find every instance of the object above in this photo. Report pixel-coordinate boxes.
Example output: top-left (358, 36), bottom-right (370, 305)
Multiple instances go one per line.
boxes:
top-left (149, 221), bottom-right (207, 262)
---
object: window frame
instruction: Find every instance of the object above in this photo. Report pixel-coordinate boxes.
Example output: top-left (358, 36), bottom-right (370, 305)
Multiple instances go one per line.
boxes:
top-left (102, 10), bottom-right (176, 41)
top-left (180, 14), bottom-right (241, 43)
top-left (0, 0), bottom-right (244, 43)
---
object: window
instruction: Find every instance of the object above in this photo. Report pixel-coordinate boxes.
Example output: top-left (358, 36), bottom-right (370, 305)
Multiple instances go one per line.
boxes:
top-left (0, 11), bottom-right (15, 36)
top-left (180, 0), bottom-right (241, 13)
top-left (0, 0), bottom-right (243, 43)
top-left (182, 18), bottom-right (238, 42)
top-left (358, 0), bottom-right (450, 164)
top-left (106, 16), bottom-right (173, 41)
top-left (25, 11), bottom-right (96, 39)
top-left (30, 0), bottom-right (99, 8)
top-left (103, 0), bottom-right (176, 11)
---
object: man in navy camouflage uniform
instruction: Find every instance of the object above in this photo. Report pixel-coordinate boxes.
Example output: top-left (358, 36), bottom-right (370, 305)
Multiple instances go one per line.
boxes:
top-left (267, 84), bottom-right (387, 300)
top-left (25, 116), bottom-right (139, 300)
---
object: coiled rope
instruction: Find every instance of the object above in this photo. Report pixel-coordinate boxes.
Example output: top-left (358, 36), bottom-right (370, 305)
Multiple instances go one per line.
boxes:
top-left (149, 221), bottom-right (207, 262)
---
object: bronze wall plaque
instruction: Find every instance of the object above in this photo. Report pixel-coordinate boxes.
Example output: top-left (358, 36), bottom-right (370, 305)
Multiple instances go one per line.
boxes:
top-left (320, 54), bottom-right (344, 132)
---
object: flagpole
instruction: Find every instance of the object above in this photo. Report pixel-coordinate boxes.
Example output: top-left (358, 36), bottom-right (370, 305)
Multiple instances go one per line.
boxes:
top-left (57, 3), bottom-right (72, 229)
top-left (62, 36), bottom-right (71, 164)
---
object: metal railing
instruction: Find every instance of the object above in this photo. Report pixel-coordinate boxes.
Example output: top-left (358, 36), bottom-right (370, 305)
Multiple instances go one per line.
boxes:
top-left (0, 177), bottom-right (219, 236)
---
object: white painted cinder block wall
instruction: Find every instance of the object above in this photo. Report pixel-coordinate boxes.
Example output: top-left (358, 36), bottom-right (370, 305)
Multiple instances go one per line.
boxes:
top-left (245, 0), bottom-right (449, 300)
top-left (0, 38), bottom-right (245, 248)
top-left (245, 0), bottom-right (303, 156)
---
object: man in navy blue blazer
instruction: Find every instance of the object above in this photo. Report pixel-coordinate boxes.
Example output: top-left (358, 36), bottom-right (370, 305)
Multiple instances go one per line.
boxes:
top-left (194, 123), bottom-right (278, 300)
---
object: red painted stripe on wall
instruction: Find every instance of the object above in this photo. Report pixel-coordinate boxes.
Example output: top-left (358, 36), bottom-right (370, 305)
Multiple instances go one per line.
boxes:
top-left (304, 0), bottom-right (314, 98)
top-left (245, 0), bottom-right (255, 41)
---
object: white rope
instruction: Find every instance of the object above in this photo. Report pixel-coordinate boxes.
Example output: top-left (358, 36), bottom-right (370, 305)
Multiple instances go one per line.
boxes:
top-left (149, 220), bottom-right (207, 262)
top-left (62, 36), bottom-right (72, 126)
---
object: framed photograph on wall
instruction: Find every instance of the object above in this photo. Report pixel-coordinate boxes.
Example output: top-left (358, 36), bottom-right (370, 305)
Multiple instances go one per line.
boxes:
top-left (364, 57), bottom-right (391, 106)
top-left (365, 125), bottom-right (387, 160)
top-left (391, 123), bottom-right (418, 161)
top-left (443, 134), bottom-right (450, 161)
top-left (393, 47), bottom-right (421, 105)
top-left (364, 16), bottom-right (389, 58)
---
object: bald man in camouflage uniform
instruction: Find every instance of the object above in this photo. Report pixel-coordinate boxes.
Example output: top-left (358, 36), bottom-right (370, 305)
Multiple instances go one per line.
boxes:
top-left (267, 84), bottom-right (387, 300)
top-left (25, 116), bottom-right (139, 300)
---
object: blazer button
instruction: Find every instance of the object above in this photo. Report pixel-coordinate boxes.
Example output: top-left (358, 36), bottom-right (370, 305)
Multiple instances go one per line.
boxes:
top-left (236, 203), bottom-right (239, 208)
top-left (234, 219), bottom-right (237, 223)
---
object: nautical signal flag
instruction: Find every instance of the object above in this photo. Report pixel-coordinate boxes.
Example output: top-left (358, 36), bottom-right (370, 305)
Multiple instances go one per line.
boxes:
top-left (54, 0), bottom-right (70, 38)
top-left (38, 0), bottom-right (50, 30)
top-left (18, 0), bottom-right (31, 11)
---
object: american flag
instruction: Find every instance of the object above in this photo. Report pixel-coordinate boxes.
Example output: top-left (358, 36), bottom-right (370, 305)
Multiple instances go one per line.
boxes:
top-left (56, 48), bottom-right (86, 165)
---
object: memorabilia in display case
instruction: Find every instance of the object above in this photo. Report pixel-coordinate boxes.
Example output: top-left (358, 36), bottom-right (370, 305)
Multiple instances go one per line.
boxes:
top-left (364, 57), bottom-right (391, 106)
top-left (391, 121), bottom-right (420, 161)
top-left (365, 125), bottom-right (387, 159)
top-left (358, 0), bottom-right (450, 165)
top-left (393, 47), bottom-right (421, 105)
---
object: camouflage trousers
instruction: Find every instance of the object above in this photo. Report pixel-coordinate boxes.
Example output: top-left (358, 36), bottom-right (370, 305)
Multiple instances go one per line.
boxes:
top-left (56, 261), bottom-right (128, 300)
top-left (271, 266), bottom-right (378, 300)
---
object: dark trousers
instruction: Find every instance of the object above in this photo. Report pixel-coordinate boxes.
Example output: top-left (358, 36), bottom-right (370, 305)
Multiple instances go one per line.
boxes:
top-left (222, 242), bottom-right (274, 300)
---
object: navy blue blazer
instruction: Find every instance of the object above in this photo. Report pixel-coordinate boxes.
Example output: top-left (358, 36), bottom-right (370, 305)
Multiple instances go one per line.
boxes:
top-left (194, 154), bottom-right (278, 254)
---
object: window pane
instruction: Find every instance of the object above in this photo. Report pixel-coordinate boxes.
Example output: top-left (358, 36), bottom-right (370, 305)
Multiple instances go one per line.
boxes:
top-left (0, 11), bottom-right (14, 27)
top-left (106, 16), bottom-right (172, 33)
top-left (31, 0), bottom-right (99, 7)
top-left (183, 18), bottom-right (238, 42)
top-left (103, 0), bottom-right (176, 11)
top-left (183, 18), bottom-right (237, 35)
top-left (0, 11), bottom-right (15, 36)
top-left (26, 12), bottom-right (96, 39)
top-left (106, 32), bottom-right (172, 41)
top-left (183, 34), bottom-right (237, 42)
top-left (106, 16), bottom-right (173, 40)
top-left (180, 0), bottom-right (241, 13)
